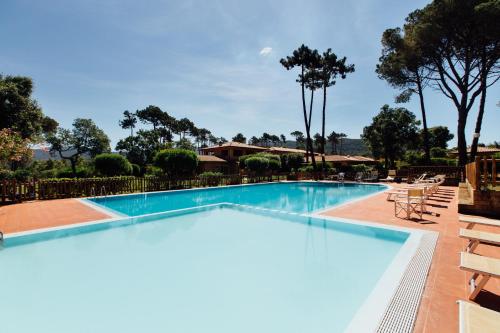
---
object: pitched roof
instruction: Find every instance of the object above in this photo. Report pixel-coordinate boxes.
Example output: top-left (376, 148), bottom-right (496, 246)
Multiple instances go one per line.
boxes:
top-left (265, 147), bottom-right (308, 154)
top-left (197, 155), bottom-right (227, 162)
top-left (323, 155), bottom-right (375, 163)
top-left (450, 147), bottom-right (500, 155)
top-left (200, 141), bottom-right (267, 151)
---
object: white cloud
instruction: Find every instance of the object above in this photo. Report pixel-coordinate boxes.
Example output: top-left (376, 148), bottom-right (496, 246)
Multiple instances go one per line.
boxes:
top-left (259, 47), bottom-right (272, 56)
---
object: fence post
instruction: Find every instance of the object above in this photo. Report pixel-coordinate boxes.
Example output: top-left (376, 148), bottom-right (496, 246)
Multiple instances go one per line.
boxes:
top-left (493, 156), bottom-right (497, 187)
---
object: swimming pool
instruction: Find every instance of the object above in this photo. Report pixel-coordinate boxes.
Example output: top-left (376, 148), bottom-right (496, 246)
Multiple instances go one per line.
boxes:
top-left (86, 181), bottom-right (387, 216)
top-left (0, 204), bottom-right (427, 333)
top-left (1, 182), bottom-right (437, 332)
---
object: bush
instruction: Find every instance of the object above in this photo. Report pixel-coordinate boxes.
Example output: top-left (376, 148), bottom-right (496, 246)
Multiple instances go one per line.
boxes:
top-left (13, 169), bottom-right (31, 181)
top-left (268, 158), bottom-right (281, 171)
top-left (0, 169), bottom-right (14, 180)
top-left (430, 147), bottom-right (447, 158)
top-left (198, 171), bottom-right (224, 186)
top-left (404, 150), bottom-right (425, 166)
top-left (94, 153), bottom-right (132, 177)
top-left (131, 163), bottom-right (142, 177)
top-left (57, 167), bottom-right (93, 178)
top-left (245, 157), bottom-right (269, 174)
top-left (352, 164), bottom-right (369, 173)
top-left (430, 157), bottom-right (457, 166)
top-left (154, 149), bottom-right (198, 178)
top-left (280, 153), bottom-right (304, 172)
top-left (38, 169), bottom-right (58, 179)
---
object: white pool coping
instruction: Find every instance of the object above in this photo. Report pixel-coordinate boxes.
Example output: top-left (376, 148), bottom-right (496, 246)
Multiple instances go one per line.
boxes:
top-left (1, 181), bottom-right (435, 333)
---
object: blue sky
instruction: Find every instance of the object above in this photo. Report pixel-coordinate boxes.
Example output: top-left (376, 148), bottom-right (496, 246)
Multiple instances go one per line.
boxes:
top-left (1, 0), bottom-right (499, 147)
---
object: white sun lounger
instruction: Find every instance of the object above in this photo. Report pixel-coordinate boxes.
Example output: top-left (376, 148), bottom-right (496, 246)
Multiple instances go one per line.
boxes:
top-left (459, 216), bottom-right (500, 230)
top-left (457, 300), bottom-right (500, 333)
top-left (459, 252), bottom-right (500, 300)
top-left (459, 228), bottom-right (500, 253)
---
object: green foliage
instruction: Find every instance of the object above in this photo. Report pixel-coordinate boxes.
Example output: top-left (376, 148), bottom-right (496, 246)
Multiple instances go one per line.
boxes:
top-left (352, 164), bottom-right (369, 173)
top-left (57, 166), bottom-right (93, 178)
top-left (47, 118), bottom-right (111, 176)
top-left (280, 153), bottom-right (304, 171)
top-left (404, 150), bottom-right (425, 166)
top-left (268, 159), bottom-right (281, 171)
top-left (175, 138), bottom-right (196, 151)
top-left (430, 158), bottom-right (457, 166)
top-left (131, 163), bottom-right (142, 177)
top-left (13, 169), bottom-right (31, 181)
top-left (232, 133), bottom-right (246, 143)
top-left (0, 75), bottom-right (57, 141)
top-left (427, 126), bottom-right (454, 149)
top-left (198, 171), bottom-right (224, 186)
top-left (154, 149), bottom-right (198, 178)
top-left (362, 104), bottom-right (420, 168)
top-left (0, 169), bottom-right (14, 180)
top-left (245, 157), bottom-right (269, 174)
top-left (430, 147), bottom-right (447, 158)
top-left (94, 153), bottom-right (132, 177)
top-left (116, 130), bottom-right (165, 167)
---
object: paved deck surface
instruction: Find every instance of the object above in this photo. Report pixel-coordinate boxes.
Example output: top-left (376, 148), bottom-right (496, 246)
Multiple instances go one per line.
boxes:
top-left (0, 199), bottom-right (110, 233)
top-left (321, 184), bottom-right (500, 333)
top-left (0, 185), bottom-right (498, 333)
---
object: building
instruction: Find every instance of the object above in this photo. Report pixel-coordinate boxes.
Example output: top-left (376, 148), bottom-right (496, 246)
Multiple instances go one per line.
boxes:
top-left (200, 142), bottom-right (268, 162)
top-left (197, 155), bottom-right (228, 173)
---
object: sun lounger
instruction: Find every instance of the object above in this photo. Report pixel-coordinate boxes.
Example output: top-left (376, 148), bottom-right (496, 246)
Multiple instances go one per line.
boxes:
top-left (459, 216), bottom-right (500, 230)
top-left (380, 169), bottom-right (397, 182)
top-left (459, 252), bottom-right (500, 300)
top-left (459, 228), bottom-right (500, 253)
top-left (457, 300), bottom-right (500, 333)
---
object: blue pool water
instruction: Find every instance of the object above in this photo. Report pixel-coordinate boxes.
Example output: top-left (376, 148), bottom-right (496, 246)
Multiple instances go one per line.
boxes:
top-left (88, 182), bottom-right (386, 216)
top-left (0, 205), bottom-right (408, 333)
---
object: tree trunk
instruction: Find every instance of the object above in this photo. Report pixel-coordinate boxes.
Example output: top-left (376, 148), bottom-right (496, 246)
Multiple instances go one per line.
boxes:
top-left (301, 66), bottom-right (310, 164)
top-left (457, 109), bottom-right (468, 168)
top-left (321, 85), bottom-right (327, 170)
top-left (70, 158), bottom-right (77, 178)
top-left (470, 50), bottom-right (488, 162)
top-left (307, 89), bottom-right (317, 169)
top-left (416, 74), bottom-right (430, 164)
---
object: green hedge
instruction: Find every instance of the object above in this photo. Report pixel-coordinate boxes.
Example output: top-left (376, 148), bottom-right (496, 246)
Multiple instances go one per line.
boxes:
top-left (154, 149), bottom-right (198, 178)
top-left (94, 153), bottom-right (133, 177)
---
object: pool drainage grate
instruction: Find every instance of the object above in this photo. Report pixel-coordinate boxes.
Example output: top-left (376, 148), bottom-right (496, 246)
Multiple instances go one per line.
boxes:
top-left (376, 232), bottom-right (438, 333)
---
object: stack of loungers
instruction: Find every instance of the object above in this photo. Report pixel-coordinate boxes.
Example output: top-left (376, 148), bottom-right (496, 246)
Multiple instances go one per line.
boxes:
top-left (457, 216), bottom-right (500, 332)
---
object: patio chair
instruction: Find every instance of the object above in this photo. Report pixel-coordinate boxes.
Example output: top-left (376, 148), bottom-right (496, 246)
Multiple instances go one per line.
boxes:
top-left (337, 172), bottom-right (345, 182)
top-left (457, 300), bottom-right (500, 333)
top-left (355, 172), bottom-right (364, 182)
top-left (459, 228), bottom-right (500, 253)
top-left (459, 252), bottom-right (500, 300)
top-left (416, 174), bottom-right (446, 184)
top-left (394, 188), bottom-right (425, 220)
top-left (459, 216), bottom-right (500, 230)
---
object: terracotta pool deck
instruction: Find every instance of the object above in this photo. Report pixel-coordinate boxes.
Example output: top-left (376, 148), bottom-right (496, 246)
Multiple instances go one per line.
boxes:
top-left (0, 184), bottom-right (498, 332)
top-left (321, 184), bottom-right (500, 333)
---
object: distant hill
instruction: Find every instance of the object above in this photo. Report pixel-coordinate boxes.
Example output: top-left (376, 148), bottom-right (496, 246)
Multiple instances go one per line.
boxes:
top-left (32, 149), bottom-right (91, 160)
top-left (284, 138), bottom-right (371, 156)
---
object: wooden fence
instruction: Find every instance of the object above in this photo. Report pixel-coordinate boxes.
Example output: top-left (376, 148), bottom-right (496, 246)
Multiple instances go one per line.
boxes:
top-left (465, 156), bottom-right (499, 190)
top-left (0, 173), bottom-right (299, 204)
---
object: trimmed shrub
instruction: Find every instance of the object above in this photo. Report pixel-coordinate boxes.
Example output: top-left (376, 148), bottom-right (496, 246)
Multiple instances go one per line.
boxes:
top-left (94, 153), bottom-right (132, 177)
top-left (57, 167), bottom-right (93, 178)
top-left (430, 157), bottom-right (457, 166)
top-left (154, 149), bottom-right (198, 178)
top-left (39, 169), bottom-right (58, 179)
top-left (280, 153), bottom-right (304, 172)
top-left (245, 156), bottom-right (269, 174)
top-left (13, 169), bottom-right (31, 181)
top-left (198, 171), bottom-right (223, 186)
top-left (268, 158), bottom-right (281, 171)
